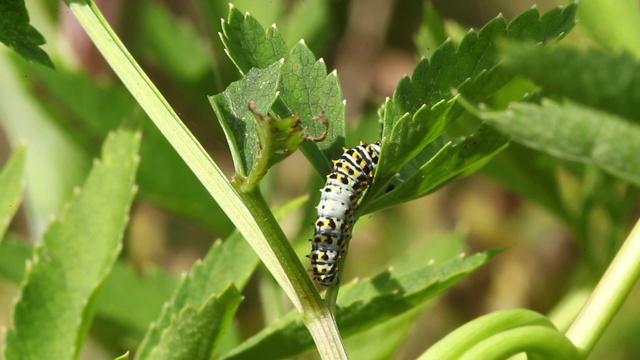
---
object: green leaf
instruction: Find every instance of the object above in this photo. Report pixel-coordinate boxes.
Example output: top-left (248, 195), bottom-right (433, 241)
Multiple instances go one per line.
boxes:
top-left (135, 239), bottom-right (252, 360)
top-left (210, 61), bottom-right (282, 181)
top-left (381, 3), bottom-right (577, 136)
top-left (136, 195), bottom-right (308, 360)
top-left (220, 251), bottom-right (495, 360)
top-left (0, 145), bottom-right (26, 241)
top-left (0, 237), bottom-right (255, 353)
top-left (0, 235), bottom-right (32, 283)
top-left (364, 125), bottom-right (508, 214)
top-left (502, 44), bottom-right (640, 123)
top-left (146, 285), bottom-right (242, 360)
top-left (4, 127), bottom-right (140, 360)
top-left (220, 6), bottom-right (346, 175)
top-left (0, 235), bottom-right (178, 340)
top-left (12, 60), bottom-right (234, 235)
top-left (275, 41), bottom-right (346, 174)
top-left (480, 99), bottom-right (640, 187)
top-left (343, 234), bottom-right (467, 359)
top-left (364, 98), bottom-right (457, 203)
top-left (232, 0), bottom-right (283, 27)
top-left (336, 250), bottom-right (494, 331)
top-left (0, 0), bottom-right (54, 68)
top-left (135, 248), bottom-right (244, 360)
top-left (366, 3), bottom-right (576, 210)
top-left (220, 4), bottom-right (288, 74)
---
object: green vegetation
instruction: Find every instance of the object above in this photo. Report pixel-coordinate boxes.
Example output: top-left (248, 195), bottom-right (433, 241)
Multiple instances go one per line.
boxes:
top-left (1, 0), bottom-right (640, 358)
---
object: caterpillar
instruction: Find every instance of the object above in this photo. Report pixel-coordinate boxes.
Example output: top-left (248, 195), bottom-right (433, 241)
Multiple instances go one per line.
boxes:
top-left (308, 141), bottom-right (381, 286)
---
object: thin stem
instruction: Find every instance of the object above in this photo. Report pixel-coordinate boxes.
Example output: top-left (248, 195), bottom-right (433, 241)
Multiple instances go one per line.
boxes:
top-left (565, 216), bottom-right (640, 357)
top-left (238, 190), bottom-right (347, 359)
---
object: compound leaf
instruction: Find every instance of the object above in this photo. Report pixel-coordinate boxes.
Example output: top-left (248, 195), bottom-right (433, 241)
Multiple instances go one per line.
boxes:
top-left (365, 125), bottom-right (508, 214)
top-left (220, 6), bottom-right (346, 176)
top-left (367, 3), bottom-right (577, 209)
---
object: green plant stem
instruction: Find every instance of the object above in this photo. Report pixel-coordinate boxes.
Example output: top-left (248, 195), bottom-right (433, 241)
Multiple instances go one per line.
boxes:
top-left (66, 1), bottom-right (346, 358)
top-left (230, 190), bottom-right (315, 301)
top-left (547, 287), bottom-right (592, 333)
top-left (459, 326), bottom-right (580, 360)
top-left (324, 283), bottom-right (339, 311)
top-left (565, 215), bottom-right (640, 357)
top-left (418, 309), bottom-right (556, 360)
top-left (237, 190), bottom-right (346, 358)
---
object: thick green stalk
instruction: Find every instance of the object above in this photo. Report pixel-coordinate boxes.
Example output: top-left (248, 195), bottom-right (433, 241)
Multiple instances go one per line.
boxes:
top-left (566, 216), bottom-right (640, 356)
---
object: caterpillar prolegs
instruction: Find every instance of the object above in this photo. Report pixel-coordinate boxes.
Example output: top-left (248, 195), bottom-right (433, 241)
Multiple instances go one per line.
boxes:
top-left (308, 141), bottom-right (381, 286)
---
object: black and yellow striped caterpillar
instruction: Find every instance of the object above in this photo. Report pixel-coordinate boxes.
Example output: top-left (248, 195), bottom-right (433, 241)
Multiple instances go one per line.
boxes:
top-left (308, 141), bottom-right (381, 286)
